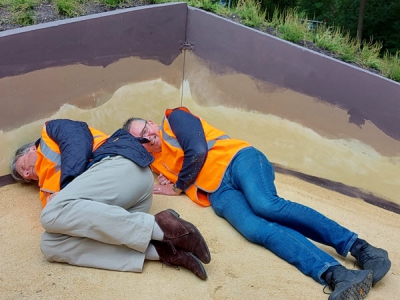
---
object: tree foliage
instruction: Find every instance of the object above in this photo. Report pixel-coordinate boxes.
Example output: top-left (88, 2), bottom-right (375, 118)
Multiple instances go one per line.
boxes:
top-left (260, 0), bottom-right (400, 55)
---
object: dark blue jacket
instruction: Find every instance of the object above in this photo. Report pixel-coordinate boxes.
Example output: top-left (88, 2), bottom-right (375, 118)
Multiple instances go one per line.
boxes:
top-left (45, 119), bottom-right (154, 190)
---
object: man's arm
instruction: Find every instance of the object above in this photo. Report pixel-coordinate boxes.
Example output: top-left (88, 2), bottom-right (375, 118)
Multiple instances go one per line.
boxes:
top-left (46, 119), bottom-right (93, 189)
top-left (168, 109), bottom-right (208, 191)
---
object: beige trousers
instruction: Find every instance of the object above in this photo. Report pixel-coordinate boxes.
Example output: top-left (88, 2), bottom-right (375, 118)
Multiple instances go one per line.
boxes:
top-left (40, 155), bottom-right (154, 272)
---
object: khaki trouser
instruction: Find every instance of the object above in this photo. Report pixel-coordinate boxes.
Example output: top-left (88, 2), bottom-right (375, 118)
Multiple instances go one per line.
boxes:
top-left (40, 155), bottom-right (154, 272)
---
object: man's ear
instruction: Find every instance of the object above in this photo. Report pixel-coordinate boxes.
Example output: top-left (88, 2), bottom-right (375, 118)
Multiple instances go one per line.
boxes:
top-left (30, 145), bottom-right (37, 151)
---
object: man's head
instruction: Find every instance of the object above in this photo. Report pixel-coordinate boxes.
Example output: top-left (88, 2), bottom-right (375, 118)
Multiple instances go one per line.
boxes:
top-left (10, 142), bottom-right (39, 182)
top-left (122, 117), bottom-right (162, 153)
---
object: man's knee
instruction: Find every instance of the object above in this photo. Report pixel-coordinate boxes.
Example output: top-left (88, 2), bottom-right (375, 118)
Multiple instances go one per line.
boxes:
top-left (40, 202), bottom-right (65, 232)
top-left (40, 232), bottom-right (58, 261)
top-left (40, 232), bottom-right (71, 262)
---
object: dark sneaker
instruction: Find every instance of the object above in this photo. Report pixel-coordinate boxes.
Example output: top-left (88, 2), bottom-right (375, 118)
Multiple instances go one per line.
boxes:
top-left (351, 242), bottom-right (391, 286)
top-left (324, 267), bottom-right (372, 300)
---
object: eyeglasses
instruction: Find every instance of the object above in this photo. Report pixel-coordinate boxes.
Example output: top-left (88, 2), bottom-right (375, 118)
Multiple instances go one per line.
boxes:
top-left (140, 121), bottom-right (148, 138)
top-left (138, 121), bottom-right (150, 144)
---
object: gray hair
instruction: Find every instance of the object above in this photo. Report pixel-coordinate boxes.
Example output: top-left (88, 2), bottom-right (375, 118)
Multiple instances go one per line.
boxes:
top-left (122, 117), bottom-right (146, 132)
top-left (10, 142), bottom-right (35, 183)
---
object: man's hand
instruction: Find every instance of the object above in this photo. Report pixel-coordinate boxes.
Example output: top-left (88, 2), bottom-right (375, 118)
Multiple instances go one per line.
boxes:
top-left (46, 192), bottom-right (59, 204)
top-left (158, 173), bottom-right (172, 185)
top-left (153, 183), bottom-right (181, 196)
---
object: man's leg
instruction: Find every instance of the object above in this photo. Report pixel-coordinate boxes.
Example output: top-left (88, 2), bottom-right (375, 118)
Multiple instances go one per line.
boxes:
top-left (228, 147), bottom-right (357, 256)
top-left (41, 232), bottom-right (146, 272)
top-left (40, 156), bottom-right (154, 253)
top-left (210, 184), bottom-right (339, 283)
top-left (228, 147), bottom-right (390, 286)
top-left (210, 176), bottom-right (372, 299)
top-left (40, 156), bottom-right (209, 278)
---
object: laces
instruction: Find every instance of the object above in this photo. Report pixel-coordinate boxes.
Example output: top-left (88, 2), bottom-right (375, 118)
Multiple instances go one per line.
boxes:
top-left (159, 241), bottom-right (181, 270)
top-left (355, 244), bottom-right (372, 266)
top-left (322, 275), bottom-right (337, 295)
top-left (322, 284), bottom-right (333, 295)
top-left (166, 240), bottom-right (178, 254)
top-left (161, 261), bottom-right (180, 271)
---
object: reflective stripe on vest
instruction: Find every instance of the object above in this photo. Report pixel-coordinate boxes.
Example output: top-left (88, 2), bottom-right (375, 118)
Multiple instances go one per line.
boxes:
top-left (39, 138), bottom-right (61, 172)
top-left (37, 125), bottom-right (109, 208)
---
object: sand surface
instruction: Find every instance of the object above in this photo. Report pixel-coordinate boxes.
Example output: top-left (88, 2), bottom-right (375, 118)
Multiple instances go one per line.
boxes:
top-left (1, 172), bottom-right (399, 300)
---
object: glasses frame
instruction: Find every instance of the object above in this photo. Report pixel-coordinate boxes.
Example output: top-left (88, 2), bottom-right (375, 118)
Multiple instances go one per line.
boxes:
top-left (140, 120), bottom-right (148, 138)
top-left (138, 121), bottom-right (150, 144)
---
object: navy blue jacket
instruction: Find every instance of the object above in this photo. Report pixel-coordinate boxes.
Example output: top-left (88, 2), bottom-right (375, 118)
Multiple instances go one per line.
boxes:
top-left (45, 119), bottom-right (154, 190)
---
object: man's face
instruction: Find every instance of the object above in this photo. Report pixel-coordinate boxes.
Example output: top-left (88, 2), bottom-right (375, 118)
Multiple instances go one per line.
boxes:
top-left (129, 120), bottom-right (162, 153)
top-left (16, 145), bottom-right (39, 181)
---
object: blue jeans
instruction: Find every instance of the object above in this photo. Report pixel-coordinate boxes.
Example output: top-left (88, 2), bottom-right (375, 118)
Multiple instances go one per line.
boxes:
top-left (209, 147), bottom-right (358, 284)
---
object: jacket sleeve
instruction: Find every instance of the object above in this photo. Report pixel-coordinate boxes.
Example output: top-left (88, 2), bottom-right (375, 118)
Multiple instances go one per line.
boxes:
top-left (168, 109), bottom-right (208, 191)
top-left (46, 119), bottom-right (93, 189)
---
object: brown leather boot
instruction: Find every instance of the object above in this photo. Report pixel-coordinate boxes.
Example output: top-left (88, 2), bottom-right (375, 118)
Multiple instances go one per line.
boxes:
top-left (151, 240), bottom-right (207, 280)
top-left (154, 209), bottom-right (211, 264)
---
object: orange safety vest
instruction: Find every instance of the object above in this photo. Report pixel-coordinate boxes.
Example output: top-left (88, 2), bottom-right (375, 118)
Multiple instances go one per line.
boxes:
top-left (150, 107), bottom-right (251, 206)
top-left (36, 123), bottom-right (109, 207)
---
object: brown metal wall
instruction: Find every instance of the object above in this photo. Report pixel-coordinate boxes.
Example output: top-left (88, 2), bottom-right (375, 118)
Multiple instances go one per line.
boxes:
top-left (185, 8), bottom-right (400, 147)
top-left (0, 3), bottom-right (187, 131)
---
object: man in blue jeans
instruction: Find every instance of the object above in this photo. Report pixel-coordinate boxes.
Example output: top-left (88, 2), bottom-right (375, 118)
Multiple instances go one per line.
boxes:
top-left (123, 106), bottom-right (391, 300)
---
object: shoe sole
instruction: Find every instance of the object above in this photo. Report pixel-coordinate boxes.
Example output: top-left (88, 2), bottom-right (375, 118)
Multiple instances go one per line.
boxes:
top-left (329, 270), bottom-right (372, 300)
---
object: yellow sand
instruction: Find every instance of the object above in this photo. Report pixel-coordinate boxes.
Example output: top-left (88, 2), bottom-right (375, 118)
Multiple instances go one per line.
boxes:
top-left (1, 172), bottom-right (399, 300)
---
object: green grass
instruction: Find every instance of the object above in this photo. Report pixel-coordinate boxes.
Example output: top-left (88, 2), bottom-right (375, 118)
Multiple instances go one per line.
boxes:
top-left (382, 51), bottom-right (400, 82)
top-left (273, 8), bottom-right (309, 43)
top-left (52, 0), bottom-right (83, 17)
top-left (1, 0), bottom-right (400, 83)
top-left (100, 0), bottom-right (125, 8)
top-left (234, 0), bottom-right (266, 28)
top-left (358, 39), bottom-right (383, 70)
top-left (3, 0), bottom-right (40, 25)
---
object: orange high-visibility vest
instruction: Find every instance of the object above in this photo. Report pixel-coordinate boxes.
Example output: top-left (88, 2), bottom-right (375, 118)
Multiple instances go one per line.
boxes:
top-left (36, 123), bottom-right (109, 207)
top-left (150, 107), bottom-right (251, 206)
